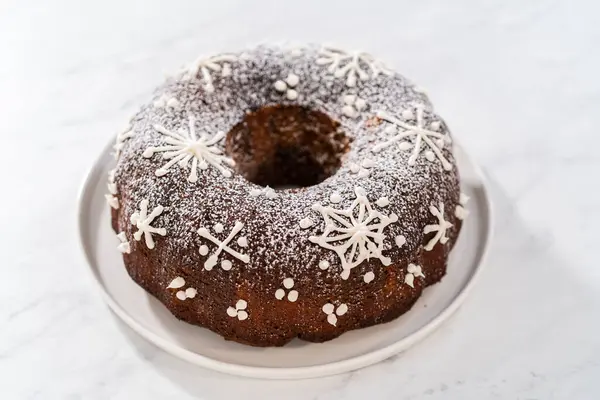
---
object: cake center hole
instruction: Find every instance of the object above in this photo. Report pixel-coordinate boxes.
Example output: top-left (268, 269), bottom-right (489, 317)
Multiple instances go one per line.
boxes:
top-left (226, 105), bottom-right (351, 189)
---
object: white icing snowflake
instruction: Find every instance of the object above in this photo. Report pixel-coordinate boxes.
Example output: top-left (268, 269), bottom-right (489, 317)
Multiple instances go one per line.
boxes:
top-left (227, 299), bottom-right (248, 321)
top-left (316, 47), bottom-right (393, 87)
top-left (273, 72), bottom-right (300, 100)
top-left (349, 158), bottom-right (375, 178)
top-left (404, 263), bottom-right (425, 288)
top-left (249, 186), bottom-right (277, 199)
top-left (374, 105), bottom-right (453, 171)
top-left (166, 277), bottom-right (197, 300)
top-left (309, 187), bottom-right (398, 280)
top-left (130, 199), bottom-right (167, 250)
top-left (153, 94), bottom-right (181, 111)
top-left (341, 94), bottom-right (367, 119)
top-left (424, 202), bottom-right (453, 251)
top-left (116, 232), bottom-right (130, 254)
top-left (322, 303), bottom-right (348, 326)
top-left (183, 54), bottom-right (237, 93)
top-left (144, 116), bottom-right (234, 182)
top-left (197, 221), bottom-right (250, 271)
top-left (275, 278), bottom-right (298, 302)
top-left (113, 125), bottom-right (135, 160)
top-left (455, 192), bottom-right (470, 220)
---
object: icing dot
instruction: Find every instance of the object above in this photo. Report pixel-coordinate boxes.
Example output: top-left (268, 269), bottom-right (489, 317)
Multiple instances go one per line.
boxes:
top-left (236, 299), bottom-right (247, 309)
top-left (455, 205), bottom-right (469, 220)
top-left (319, 260), bottom-right (330, 270)
top-left (330, 192), bottom-right (342, 203)
top-left (167, 277), bottom-right (185, 289)
top-left (322, 303), bottom-right (335, 314)
top-left (336, 304), bottom-right (348, 316)
top-left (286, 89), bottom-right (298, 100)
top-left (275, 288), bottom-right (285, 300)
top-left (237, 237), bottom-right (248, 247)
top-left (395, 235), bottom-right (406, 248)
top-left (227, 307), bottom-right (237, 317)
top-left (299, 217), bottom-right (313, 229)
top-left (285, 73), bottom-right (299, 87)
top-left (349, 163), bottom-right (360, 173)
top-left (425, 151), bottom-right (435, 161)
top-left (364, 271), bottom-right (375, 283)
top-left (105, 195), bottom-right (119, 209)
top-left (327, 314), bottom-right (337, 326)
top-left (361, 159), bottom-right (375, 168)
top-left (283, 278), bottom-right (294, 289)
top-left (185, 287), bottom-right (197, 298)
top-left (402, 109), bottom-right (414, 120)
top-left (214, 223), bottom-right (224, 233)
top-left (237, 310), bottom-right (249, 321)
top-left (287, 290), bottom-right (299, 302)
top-left (274, 80), bottom-right (286, 92)
top-left (376, 197), bottom-right (390, 207)
top-left (221, 260), bottom-right (232, 270)
top-left (342, 105), bottom-right (357, 118)
top-left (176, 291), bottom-right (186, 301)
top-left (199, 245), bottom-right (209, 255)
top-left (355, 98), bottom-right (367, 110)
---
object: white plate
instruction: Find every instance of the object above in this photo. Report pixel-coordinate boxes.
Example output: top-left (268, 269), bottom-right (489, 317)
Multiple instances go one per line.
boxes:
top-left (78, 140), bottom-right (493, 380)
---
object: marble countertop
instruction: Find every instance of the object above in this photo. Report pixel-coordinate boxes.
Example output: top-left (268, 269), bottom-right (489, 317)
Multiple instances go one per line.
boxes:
top-left (2, 0), bottom-right (599, 398)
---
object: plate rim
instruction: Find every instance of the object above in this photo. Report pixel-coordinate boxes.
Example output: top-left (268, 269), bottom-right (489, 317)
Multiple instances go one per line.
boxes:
top-left (77, 139), bottom-right (494, 380)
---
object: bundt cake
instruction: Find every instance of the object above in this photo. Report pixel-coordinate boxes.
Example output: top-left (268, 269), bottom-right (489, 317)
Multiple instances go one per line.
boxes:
top-left (106, 44), bottom-right (469, 347)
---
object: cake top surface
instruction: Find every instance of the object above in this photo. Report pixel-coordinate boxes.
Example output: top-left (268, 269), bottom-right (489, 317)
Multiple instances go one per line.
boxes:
top-left (109, 44), bottom-right (460, 286)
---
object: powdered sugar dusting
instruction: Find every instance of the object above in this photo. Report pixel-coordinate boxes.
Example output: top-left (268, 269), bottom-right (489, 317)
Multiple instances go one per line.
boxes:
top-left (111, 44), bottom-right (461, 313)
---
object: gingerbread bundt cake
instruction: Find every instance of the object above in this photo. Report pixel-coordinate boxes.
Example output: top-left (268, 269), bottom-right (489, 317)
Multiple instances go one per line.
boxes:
top-left (106, 45), bottom-right (469, 346)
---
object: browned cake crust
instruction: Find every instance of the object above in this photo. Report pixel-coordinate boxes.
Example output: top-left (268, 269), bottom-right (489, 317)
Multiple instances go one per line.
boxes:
top-left (106, 45), bottom-right (466, 346)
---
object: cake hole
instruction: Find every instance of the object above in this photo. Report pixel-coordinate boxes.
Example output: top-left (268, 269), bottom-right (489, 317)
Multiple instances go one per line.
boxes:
top-left (226, 105), bottom-right (351, 189)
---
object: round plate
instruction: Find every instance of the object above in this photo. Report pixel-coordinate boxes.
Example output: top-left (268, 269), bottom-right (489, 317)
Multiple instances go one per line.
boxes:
top-left (78, 140), bottom-right (493, 379)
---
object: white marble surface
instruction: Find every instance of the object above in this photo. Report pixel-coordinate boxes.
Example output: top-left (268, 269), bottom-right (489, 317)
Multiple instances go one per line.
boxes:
top-left (1, 0), bottom-right (599, 398)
